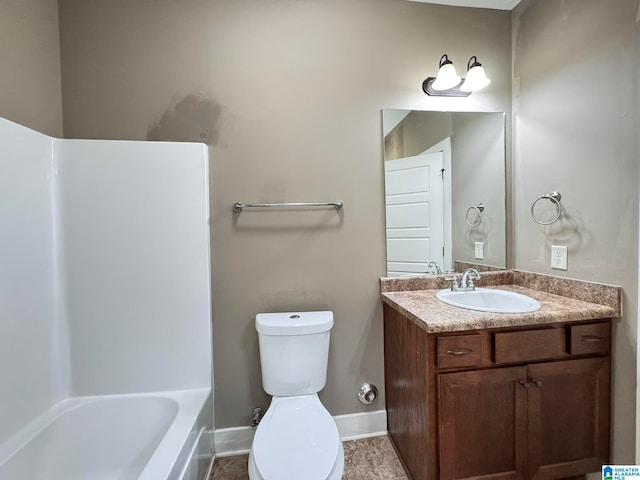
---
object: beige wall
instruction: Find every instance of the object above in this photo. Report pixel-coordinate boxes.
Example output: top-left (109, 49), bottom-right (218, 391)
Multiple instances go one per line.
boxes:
top-left (512, 0), bottom-right (639, 462)
top-left (58, 0), bottom-right (512, 428)
top-left (0, 0), bottom-right (63, 136)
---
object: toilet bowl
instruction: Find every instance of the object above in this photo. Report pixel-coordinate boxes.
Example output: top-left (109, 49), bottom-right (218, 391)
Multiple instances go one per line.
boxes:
top-left (248, 395), bottom-right (344, 480)
top-left (249, 311), bottom-right (344, 480)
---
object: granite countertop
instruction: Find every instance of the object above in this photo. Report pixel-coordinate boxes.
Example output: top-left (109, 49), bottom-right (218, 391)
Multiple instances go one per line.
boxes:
top-left (381, 271), bottom-right (622, 334)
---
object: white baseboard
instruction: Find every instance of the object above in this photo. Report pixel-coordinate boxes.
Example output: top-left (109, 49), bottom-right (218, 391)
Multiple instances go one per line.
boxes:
top-left (214, 409), bottom-right (387, 457)
top-left (214, 426), bottom-right (256, 457)
top-left (334, 409), bottom-right (387, 441)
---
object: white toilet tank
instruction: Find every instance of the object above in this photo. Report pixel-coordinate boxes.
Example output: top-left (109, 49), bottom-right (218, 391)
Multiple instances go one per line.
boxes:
top-left (256, 311), bottom-right (334, 397)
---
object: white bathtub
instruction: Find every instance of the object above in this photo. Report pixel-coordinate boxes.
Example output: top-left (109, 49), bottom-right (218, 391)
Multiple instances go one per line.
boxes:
top-left (0, 388), bottom-right (213, 480)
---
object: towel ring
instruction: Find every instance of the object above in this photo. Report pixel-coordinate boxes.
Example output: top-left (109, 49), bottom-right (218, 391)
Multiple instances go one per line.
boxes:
top-left (531, 191), bottom-right (562, 225)
top-left (466, 203), bottom-right (485, 228)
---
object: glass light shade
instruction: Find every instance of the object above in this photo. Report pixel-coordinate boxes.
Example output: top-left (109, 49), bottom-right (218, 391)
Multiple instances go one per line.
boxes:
top-left (431, 63), bottom-right (461, 91)
top-left (460, 65), bottom-right (491, 92)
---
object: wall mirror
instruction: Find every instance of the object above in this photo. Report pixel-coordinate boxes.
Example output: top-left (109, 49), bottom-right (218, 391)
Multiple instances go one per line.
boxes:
top-left (383, 109), bottom-right (506, 277)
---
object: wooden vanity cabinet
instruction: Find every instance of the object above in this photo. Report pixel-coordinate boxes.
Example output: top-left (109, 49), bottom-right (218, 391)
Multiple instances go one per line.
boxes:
top-left (383, 304), bottom-right (611, 480)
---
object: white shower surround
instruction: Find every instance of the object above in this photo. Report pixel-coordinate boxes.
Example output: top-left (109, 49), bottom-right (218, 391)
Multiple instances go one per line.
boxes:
top-left (0, 118), bottom-right (213, 479)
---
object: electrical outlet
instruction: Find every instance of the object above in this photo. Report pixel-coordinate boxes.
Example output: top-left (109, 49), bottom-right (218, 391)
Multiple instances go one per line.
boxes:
top-left (474, 242), bottom-right (484, 260)
top-left (551, 245), bottom-right (568, 270)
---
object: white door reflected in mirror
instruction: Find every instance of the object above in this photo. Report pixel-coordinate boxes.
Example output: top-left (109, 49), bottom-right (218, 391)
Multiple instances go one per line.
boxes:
top-left (385, 152), bottom-right (446, 276)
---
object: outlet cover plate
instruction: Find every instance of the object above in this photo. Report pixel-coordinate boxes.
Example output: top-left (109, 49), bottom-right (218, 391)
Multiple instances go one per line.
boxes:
top-left (551, 245), bottom-right (568, 270)
top-left (474, 242), bottom-right (484, 260)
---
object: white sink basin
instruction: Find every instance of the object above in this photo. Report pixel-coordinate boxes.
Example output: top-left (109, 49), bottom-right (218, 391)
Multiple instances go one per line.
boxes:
top-left (436, 288), bottom-right (541, 313)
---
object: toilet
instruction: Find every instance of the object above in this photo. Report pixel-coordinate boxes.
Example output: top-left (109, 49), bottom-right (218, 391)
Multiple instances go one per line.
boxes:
top-left (248, 311), bottom-right (344, 480)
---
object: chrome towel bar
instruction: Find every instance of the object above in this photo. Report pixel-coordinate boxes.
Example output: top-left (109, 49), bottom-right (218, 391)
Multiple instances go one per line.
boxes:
top-left (233, 201), bottom-right (343, 213)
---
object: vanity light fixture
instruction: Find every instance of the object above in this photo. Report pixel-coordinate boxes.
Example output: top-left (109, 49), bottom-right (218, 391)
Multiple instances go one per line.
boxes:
top-left (460, 56), bottom-right (491, 92)
top-left (430, 54), bottom-right (461, 91)
top-left (422, 54), bottom-right (491, 97)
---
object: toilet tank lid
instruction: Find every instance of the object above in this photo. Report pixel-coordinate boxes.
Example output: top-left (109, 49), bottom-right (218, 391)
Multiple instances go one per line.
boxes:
top-left (256, 311), bottom-right (334, 336)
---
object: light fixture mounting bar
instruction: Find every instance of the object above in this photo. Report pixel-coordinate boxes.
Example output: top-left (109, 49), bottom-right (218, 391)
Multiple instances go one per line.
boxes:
top-left (422, 77), bottom-right (472, 97)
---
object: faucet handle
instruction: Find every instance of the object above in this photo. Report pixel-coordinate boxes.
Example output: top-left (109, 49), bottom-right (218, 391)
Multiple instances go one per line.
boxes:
top-left (444, 276), bottom-right (459, 290)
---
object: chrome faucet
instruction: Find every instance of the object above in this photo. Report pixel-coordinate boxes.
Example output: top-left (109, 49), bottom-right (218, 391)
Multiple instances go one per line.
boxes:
top-left (460, 268), bottom-right (481, 290)
top-left (444, 275), bottom-right (460, 290)
top-left (445, 268), bottom-right (481, 291)
top-left (426, 261), bottom-right (442, 275)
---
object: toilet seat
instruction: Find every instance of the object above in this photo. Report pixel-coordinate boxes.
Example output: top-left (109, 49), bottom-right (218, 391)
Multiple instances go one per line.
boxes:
top-left (250, 395), bottom-right (342, 480)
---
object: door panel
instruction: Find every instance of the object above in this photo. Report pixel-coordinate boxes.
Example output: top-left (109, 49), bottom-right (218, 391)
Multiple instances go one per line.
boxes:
top-left (528, 358), bottom-right (610, 480)
top-left (384, 152), bottom-right (444, 275)
top-left (386, 238), bottom-right (430, 263)
top-left (438, 367), bottom-right (528, 480)
top-left (385, 164), bottom-right (434, 195)
top-left (385, 202), bottom-right (430, 230)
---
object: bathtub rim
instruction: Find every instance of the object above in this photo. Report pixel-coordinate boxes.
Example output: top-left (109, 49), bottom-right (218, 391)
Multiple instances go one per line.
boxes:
top-left (0, 387), bottom-right (212, 479)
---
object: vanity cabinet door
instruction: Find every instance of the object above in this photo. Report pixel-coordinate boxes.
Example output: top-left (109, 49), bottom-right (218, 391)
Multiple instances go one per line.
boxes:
top-left (438, 366), bottom-right (528, 480)
top-left (527, 358), bottom-right (610, 480)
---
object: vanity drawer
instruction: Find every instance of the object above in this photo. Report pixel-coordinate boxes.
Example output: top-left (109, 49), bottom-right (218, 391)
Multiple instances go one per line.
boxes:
top-left (437, 334), bottom-right (484, 368)
top-left (493, 328), bottom-right (563, 364)
top-left (568, 322), bottom-right (610, 355)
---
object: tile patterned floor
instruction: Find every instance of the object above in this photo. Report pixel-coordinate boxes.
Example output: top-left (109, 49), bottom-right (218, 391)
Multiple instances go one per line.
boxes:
top-left (211, 435), bottom-right (407, 480)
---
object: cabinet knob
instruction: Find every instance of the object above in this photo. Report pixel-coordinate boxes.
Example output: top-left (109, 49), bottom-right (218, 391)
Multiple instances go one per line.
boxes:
top-left (530, 378), bottom-right (543, 388)
top-left (519, 380), bottom-right (531, 389)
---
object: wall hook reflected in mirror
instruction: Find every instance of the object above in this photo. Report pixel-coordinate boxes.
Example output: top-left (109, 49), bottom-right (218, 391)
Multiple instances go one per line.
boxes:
top-left (466, 203), bottom-right (485, 228)
top-left (531, 191), bottom-right (562, 225)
